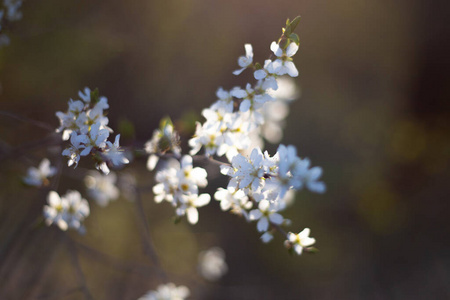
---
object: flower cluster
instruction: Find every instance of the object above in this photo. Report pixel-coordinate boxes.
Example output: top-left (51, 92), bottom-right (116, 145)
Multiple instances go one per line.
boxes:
top-left (0, 0), bottom-right (23, 47)
top-left (189, 34), bottom-right (300, 161)
top-left (218, 144), bottom-right (324, 247)
top-left (17, 16), bottom-right (323, 300)
top-left (138, 283), bottom-right (190, 300)
top-left (43, 190), bottom-right (90, 234)
top-left (56, 87), bottom-right (129, 173)
top-left (23, 158), bottom-right (57, 187)
top-left (153, 155), bottom-right (210, 224)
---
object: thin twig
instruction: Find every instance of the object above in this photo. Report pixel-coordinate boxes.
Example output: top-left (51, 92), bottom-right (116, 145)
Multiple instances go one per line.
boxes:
top-left (75, 240), bottom-right (156, 276)
top-left (133, 187), bottom-right (168, 282)
top-left (66, 235), bottom-right (94, 300)
top-left (35, 287), bottom-right (83, 300)
top-left (0, 111), bottom-right (54, 131)
top-left (0, 133), bottom-right (62, 162)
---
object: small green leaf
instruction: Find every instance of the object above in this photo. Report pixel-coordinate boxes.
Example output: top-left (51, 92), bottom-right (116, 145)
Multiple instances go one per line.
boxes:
top-left (118, 118), bottom-right (135, 140)
top-left (172, 216), bottom-right (181, 224)
top-left (159, 116), bottom-right (173, 130)
top-left (288, 16), bottom-right (301, 33)
top-left (284, 26), bottom-right (291, 36)
top-left (306, 247), bottom-right (319, 254)
top-left (254, 62), bottom-right (262, 70)
top-left (32, 216), bottom-right (46, 230)
top-left (289, 33), bottom-right (300, 45)
top-left (288, 247), bottom-right (295, 256)
top-left (91, 88), bottom-right (100, 104)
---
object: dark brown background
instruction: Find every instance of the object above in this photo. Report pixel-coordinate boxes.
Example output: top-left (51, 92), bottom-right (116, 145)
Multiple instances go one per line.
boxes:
top-left (1, 0), bottom-right (449, 299)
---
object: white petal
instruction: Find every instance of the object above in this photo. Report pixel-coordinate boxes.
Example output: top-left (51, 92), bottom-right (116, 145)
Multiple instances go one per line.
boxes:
top-left (258, 200), bottom-right (270, 212)
top-left (294, 244), bottom-right (303, 255)
top-left (299, 228), bottom-right (310, 239)
top-left (257, 217), bottom-right (269, 232)
top-left (285, 61), bottom-right (299, 77)
top-left (194, 194), bottom-right (211, 207)
top-left (270, 41), bottom-right (280, 56)
top-left (286, 43), bottom-right (299, 57)
top-left (57, 219), bottom-right (69, 231)
top-left (80, 146), bottom-right (92, 156)
top-left (239, 100), bottom-right (251, 112)
top-left (254, 69), bottom-right (267, 80)
top-left (47, 191), bottom-right (61, 206)
top-left (302, 237), bottom-right (316, 247)
top-left (269, 213), bottom-right (284, 225)
top-left (232, 68), bottom-right (245, 76)
top-left (307, 181), bottom-right (326, 193)
top-left (260, 232), bottom-right (273, 243)
top-left (249, 209), bottom-right (262, 221)
top-left (244, 44), bottom-right (253, 57)
top-left (230, 88), bottom-right (247, 99)
top-left (147, 155), bottom-right (159, 171)
top-left (186, 207), bottom-right (199, 224)
top-left (287, 232), bottom-right (296, 243)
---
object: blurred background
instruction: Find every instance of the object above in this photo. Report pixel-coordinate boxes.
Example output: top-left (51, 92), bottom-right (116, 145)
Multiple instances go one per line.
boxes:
top-left (1, 0), bottom-right (450, 299)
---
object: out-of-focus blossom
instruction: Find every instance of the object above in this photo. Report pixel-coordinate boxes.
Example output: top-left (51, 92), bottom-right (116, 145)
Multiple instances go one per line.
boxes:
top-left (23, 158), bottom-right (57, 187)
top-left (84, 171), bottom-right (119, 207)
top-left (198, 247), bottom-right (228, 281)
top-left (138, 283), bottom-right (190, 300)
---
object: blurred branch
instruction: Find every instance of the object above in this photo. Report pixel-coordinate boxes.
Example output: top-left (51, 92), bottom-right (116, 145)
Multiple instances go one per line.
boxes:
top-left (66, 235), bottom-right (94, 300)
top-left (0, 133), bottom-right (62, 163)
top-left (75, 240), bottom-right (157, 276)
top-left (134, 187), bottom-right (168, 282)
top-left (0, 111), bottom-right (54, 132)
top-left (36, 287), bottom-right (84, 300)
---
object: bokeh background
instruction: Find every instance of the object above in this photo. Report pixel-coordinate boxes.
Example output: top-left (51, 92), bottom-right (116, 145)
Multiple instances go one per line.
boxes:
top-left (1, 0), bottom-right (450, 299)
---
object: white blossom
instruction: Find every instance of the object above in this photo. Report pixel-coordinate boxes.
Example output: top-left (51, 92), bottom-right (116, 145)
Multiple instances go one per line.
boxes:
top-left (285, 228), bottom-right (316, 255)
top-left (214, 187), bottom-right (252, 219)
top-left (153, 156), bottom-right (209, 224)
top-left (23, 158), bottom-right (57, 187)
top-left (227, 148), bottom-right (265, 192)
top-left (232, 43), bottom-right (253, 75)
top-left (62, 132), bottom-right (89, 168)
top-left (270, 42), bottom-right (299, 77)
top-left (3, 0), bottom-right (22, 21)
top-left (43, 190), bottom-right (90, 234)
top-left (248, 200), bottom-right (284, 232)
top-left (100, 134), bottom-right (130, 174)
top-left (176, 193), bottom-right (210, 225)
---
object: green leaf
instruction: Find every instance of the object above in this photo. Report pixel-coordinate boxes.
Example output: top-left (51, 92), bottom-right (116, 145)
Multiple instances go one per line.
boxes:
top-left (289, 33), bottom-right (300, 45)
top-left (288, 247), bottom-right (295, 256)
top-left (159, 116), bottom-right (173, 130)
top-left (91, 88), bottom-right (100, 104)
top-left (306, 247), bottom-right (319, 254)
top-left (254, 62), bottom-right (262, 70)
top-left (288, 16), bottom-right (301, 33)
top-left (118, 118), bottom-right (135, 140)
